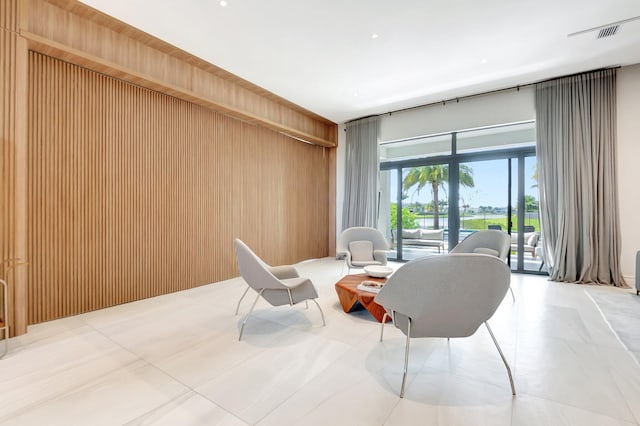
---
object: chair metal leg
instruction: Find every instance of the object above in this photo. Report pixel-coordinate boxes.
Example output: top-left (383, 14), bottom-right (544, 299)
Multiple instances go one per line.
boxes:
top-left (400, 317), bottom-right (412, 398)
top-left (379, 312), bottom-right (390, 341)
top-left (1, 279), bottom-right (8, 359)
top-left (485, 322), bottom-right (516, 395)
top-left (0, 328), bottom-right (7, 359)
top-left (239, 289), bottom-right (264, 341)
top-left (310, 298), bottom-right (326, 326)
top-left (340, 257), bottom-right (352, 276)
top-left (235, 286), bottom-right (251, 315)
top-left (305, 300), bottom-right (309, 309)
top-left (287, 288), bottom-right (294, 306)
top-left (509, 286), bottom-right (515, 303)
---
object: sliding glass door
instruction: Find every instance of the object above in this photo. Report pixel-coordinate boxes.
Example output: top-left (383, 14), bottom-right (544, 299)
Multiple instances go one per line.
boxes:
top-left (400, 164), bottom-right (449, 260)
top-left (458, 158), bottom-right (510, 243)
top-left (510, 155), bottom-right (542, 272)
top-left (457, 156), bottom-right (541, 272)
top-left (380, 121), bottom-right (544, 274)
top-left (379, 169), bottom-right (397, 260)
top-left (379, 133), bottom-right (452, 261)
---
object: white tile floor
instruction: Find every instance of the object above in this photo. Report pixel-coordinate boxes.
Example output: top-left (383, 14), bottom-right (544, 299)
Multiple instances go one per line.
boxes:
top-left (1, 258), bottom-right (639, 425)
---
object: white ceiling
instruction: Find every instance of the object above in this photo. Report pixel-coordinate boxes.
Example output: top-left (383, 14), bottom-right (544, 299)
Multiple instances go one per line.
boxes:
top-left (80, 0), bottom-right (640, 124)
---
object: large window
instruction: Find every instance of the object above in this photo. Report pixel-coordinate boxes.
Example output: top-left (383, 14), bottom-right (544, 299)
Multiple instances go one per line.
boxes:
top-left (379, 121), bottom-right (544, 273)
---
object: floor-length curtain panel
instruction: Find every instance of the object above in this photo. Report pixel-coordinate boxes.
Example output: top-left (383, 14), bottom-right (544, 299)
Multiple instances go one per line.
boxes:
top-left (342, 116), bottom-right (380, 229)
top-left (536, 69), bottom-right (625, 286)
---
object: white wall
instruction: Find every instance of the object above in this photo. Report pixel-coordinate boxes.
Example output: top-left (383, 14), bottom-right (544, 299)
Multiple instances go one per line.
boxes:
top-left (616, 64), bottom-right (640, 284)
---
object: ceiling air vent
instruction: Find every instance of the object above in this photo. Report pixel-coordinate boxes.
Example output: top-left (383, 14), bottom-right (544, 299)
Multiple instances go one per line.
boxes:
top-left (567, 16), bottom-right (640, 38)
top-left (597, 25), bottom-right (619, 38)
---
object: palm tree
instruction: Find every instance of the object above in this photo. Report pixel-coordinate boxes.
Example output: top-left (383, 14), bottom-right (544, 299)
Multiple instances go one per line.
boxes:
top-left (402, 165), bottom-right (474, 229)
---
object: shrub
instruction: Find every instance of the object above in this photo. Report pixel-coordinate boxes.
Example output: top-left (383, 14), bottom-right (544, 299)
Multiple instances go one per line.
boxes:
top-left (390, 204), bottom-right (418, 229)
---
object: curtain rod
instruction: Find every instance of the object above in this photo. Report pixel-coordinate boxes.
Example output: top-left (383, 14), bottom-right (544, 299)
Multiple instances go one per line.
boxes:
top-left (345, 65), bottom-right (620, 125)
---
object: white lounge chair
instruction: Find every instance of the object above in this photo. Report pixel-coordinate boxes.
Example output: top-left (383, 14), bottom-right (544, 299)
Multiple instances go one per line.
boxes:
top-left (336, 227), bottom-right (389, 274)
top-left (375, 253), bottom-right (515, 397)
top-left (234, 238), bottom-right (325, 341)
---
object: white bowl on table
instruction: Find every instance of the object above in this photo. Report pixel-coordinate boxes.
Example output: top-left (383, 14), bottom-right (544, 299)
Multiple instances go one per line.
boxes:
top-left (363, 265), bottom-right (393, 278)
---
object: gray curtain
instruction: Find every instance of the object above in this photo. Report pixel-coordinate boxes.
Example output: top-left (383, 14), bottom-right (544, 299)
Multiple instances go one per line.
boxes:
top-left (536, 69), bottom-right (626, 286)
top-left (342, 116), bottom-right (380, 229)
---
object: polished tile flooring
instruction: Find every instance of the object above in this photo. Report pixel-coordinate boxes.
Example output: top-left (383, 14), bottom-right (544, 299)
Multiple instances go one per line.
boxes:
top-left (1, 258), bottom-right (639, 425)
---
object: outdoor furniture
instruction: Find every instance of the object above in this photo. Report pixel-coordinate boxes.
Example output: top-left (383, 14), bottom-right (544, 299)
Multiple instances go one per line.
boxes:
top-left (391, 228), bottom-right (445, 252)
top-left (510, 232), bottom-right (539, 258)
top-left (234, 238), bottom-right (325, 341)
top-left (375, 253), bottom-right (515, 397)
top-left (336, 227), bottom-right (389, 274)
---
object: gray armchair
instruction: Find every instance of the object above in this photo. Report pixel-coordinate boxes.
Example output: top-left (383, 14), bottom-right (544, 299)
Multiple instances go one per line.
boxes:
top-left (450, 230), bottom-right (510, 259)
top-left (450, 230), bottom-right (514, 301)
top-left (336, 227), bottom-right (389, 274)
top-left (234, 239), bottom-right (325, 341)
top-left (375, 253), bottom-right (515, 397)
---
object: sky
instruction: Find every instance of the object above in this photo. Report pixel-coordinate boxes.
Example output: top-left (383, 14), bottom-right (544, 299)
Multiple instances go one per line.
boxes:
top-left (395, 158), bottom-right (538, 209)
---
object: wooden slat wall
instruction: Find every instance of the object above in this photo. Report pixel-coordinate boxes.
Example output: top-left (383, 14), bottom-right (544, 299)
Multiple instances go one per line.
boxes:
top-left (0, 0), bottom-right (17, 329)
top-left (1, 0), bottom-right (29, 335)
top-left (27, 52), bottom-right (330, 323)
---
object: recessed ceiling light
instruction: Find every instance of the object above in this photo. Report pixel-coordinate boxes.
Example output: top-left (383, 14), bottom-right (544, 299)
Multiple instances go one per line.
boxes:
top-left (219, 0), bottom-right (228, 7)
top-left (480, 58), bottom-right (488, 64)
top-left (371, 33), bottom-right (379, 40)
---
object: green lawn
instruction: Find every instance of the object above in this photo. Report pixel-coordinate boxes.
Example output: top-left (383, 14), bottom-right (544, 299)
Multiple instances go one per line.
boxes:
top-left (408, 212), bottom-right (540, 232)
top-left (462, 216), bottom-right (540, 232)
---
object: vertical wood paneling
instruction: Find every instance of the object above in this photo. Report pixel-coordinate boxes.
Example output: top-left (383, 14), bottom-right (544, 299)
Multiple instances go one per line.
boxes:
top-left (1, 0), bottom-right (29, 335)
top-left (0, 0), bottom-right (15, 330)
top-left (27, 53), bottom-right (330, 324)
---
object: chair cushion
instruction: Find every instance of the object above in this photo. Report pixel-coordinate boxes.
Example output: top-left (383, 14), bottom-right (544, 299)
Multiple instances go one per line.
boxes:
top-left (349, 240), bottom-right (375, 261)
top-left (473, 247), bottom-right (500, 257)
top-left (510, 232), bottom-right (539, 247)
top-left (351, 259), bottom-right (383, 267)
top-left (402, 229), bottom-right (421, 239)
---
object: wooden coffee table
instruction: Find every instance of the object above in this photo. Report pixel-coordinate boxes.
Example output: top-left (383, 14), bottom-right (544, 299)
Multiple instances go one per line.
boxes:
top-left (335, 274), bottom-right (390, 322)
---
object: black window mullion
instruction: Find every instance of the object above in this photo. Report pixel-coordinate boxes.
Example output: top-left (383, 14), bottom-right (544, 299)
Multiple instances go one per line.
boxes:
top-left (396, 167), bottom-right (403, 260)
top-left (517, 155), bottom-right (526, 271)
top-left (448, 133), bottom-right (459, 249)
